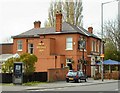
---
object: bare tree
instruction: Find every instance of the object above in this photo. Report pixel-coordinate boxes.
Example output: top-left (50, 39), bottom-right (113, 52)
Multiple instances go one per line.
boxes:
top-left (104, 19), bottom-right (120, 51)
top-left (44, 1), bottom-right (62, 27)
top-left (44, 0), bottom-right (83, 27)
top-left (74, 0), bottom-right (83, 26)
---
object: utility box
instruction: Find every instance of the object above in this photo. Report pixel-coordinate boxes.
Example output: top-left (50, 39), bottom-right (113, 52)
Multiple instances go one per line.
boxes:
top-left (13, 62), bottom-right (23, 85)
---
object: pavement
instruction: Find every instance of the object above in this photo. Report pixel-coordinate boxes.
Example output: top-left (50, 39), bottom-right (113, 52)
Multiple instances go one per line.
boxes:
top-left (25, 78), bottom-right (119, 91)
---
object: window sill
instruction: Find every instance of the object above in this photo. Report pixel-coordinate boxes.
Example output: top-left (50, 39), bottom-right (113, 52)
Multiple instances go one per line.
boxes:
top-left (65, 49), bottom-right (73, 51)
top-left (17, 50), bottom-right (22, 52)
top-left (79, 49), bottom-right (87, 52)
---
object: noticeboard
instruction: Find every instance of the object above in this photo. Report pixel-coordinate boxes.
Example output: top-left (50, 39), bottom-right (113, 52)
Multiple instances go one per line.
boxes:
top-left (13, 62), bottom-right (23, 85)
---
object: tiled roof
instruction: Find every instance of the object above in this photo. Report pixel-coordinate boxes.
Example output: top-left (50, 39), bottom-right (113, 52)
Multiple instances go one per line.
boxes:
top-left (12, 22), bottom-right (100, 39)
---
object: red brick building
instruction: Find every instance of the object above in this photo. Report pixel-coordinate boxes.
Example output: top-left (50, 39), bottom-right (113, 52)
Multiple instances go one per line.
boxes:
top-left (0, 43), bottom-right (13, 54)
top-left (12, 12), bottom-right (102, 77)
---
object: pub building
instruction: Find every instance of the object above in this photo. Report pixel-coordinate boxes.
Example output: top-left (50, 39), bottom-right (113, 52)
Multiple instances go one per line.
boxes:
top-left (12, 11), bottom-right (103, 77)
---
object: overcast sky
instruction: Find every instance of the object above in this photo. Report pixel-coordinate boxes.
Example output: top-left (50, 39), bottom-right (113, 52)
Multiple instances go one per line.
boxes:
top-left (0, 0), bottom-right (118, 43)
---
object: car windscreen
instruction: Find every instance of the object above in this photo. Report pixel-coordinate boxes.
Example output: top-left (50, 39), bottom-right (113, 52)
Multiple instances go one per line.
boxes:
top-left (78, 71), bottom-right (84, 76)
top-left (67, 72), bottom-right (77, 76)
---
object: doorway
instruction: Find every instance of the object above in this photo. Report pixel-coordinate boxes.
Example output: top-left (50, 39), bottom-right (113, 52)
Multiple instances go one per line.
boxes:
top-left (67, 63), bottom-right (72, 70)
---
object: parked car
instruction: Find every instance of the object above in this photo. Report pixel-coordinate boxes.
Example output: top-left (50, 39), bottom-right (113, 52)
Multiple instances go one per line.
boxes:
top-left (66, 70), bottom-right (87, 83)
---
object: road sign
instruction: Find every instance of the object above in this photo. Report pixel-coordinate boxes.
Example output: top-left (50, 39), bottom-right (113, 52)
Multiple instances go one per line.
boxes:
top-left (100, 54), bottom-right (104, 58)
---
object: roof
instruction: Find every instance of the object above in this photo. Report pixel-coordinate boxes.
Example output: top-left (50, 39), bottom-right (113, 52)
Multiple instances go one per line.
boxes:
top-left (97, 59), bottom-right (120, 65)
top-left (0, 43), bottom-right (13, 45)
top-left (0, 53), bottom-right (19, 62)
top-left (12, 22), bottom-right (101, 39)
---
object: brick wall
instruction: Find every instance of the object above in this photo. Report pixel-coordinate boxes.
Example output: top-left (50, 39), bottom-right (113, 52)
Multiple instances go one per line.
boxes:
top-left (13, 33), bottom-right (101, 77)
top-left (104, 71), bottom-right (120, 80)
top-left (94, 71), bottom-right (120, 80)
top-left (47, 67), bottom-right (69, 82)
top-left (0, 43), bottom-right (13, 54)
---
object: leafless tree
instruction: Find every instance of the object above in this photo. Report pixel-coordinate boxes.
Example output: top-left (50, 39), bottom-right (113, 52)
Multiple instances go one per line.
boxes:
top-left (44, 0), bottom-right (83, 27)
top-left (104, 19), bottom-right (120, 51)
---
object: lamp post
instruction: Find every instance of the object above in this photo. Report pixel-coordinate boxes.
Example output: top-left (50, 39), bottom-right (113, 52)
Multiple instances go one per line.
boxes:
top-left (80, 37), bottom-right (86, 74)
top-left (101, 0), bottom-right (119, 39)
top-left (101, 0), bottom-right (119, 81)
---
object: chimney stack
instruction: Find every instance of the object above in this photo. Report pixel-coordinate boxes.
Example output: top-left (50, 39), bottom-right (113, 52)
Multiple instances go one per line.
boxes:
top-left (88, 27), bottom-right (93, 34)
top-left (56, 10), bottom-right (62, 32)
top-left (34, 21), bottom-right (41, 28)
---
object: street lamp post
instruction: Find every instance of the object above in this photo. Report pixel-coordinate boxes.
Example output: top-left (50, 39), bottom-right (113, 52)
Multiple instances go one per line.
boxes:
top-left (101, 0), bottom-right (119, 81)
top-left (80, 37), bottom-right (86, 74)
top-left (101, 0), bottom-right (119, 39)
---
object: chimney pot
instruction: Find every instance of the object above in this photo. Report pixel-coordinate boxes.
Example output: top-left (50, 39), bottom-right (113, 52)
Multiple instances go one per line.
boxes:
top-left (34, 21), bottom-right (41, 28)
top-left (88, 27), bottom-right (93, 33)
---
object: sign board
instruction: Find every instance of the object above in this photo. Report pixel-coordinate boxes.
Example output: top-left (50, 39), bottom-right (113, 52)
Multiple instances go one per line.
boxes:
top-left (13, 62), bottom-right (23, 85)
top-left (37, 41), bottom-right (46, 52)
top-left (100, 54), bottom-right (104, 58)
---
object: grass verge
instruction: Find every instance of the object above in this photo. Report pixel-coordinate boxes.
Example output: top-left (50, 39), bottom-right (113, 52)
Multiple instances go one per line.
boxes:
top-left (1, 81), bottom-right (47, 86)
top-left (23, 81), bottom-right (47, 86)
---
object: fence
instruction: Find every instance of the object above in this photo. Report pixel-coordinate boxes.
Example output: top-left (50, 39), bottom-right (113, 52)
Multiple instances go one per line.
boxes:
top-left (0, 73), bottom-right (12, 83)
top-left (0, 72), bottom-right (47, 83)
top-left (104, 71), bottom-right (120, 80)
top-left (94, 71), bottom-right (120, 80)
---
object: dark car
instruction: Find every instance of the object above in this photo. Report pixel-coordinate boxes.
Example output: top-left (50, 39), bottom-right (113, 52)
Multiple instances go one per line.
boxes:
top-left (66, 70), bottom-right (87, 83)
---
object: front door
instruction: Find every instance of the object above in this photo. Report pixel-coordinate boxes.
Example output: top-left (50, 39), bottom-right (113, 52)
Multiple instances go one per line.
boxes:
top-left (67, 63), bottom-right (72, 70)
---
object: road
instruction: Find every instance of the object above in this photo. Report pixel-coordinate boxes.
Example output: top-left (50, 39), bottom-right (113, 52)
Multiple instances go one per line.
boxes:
top-left (29, 82), bottom-right (119, 92)
top-left (1, 80), bottom-right (120, 92)
top-left (54, 82), bottom-right (119, 91)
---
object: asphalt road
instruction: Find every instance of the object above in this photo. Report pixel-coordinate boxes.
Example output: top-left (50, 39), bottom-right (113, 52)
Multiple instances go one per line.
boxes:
top-left (1, 80), bottom-right (120, 92)
top-left (57, 82), bottom-right (118, 91)
top-left (33, 82), bottom-right (119, 92)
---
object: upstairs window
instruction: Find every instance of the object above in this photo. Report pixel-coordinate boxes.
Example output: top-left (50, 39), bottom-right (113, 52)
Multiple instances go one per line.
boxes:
top-left (95, 41), bottom-right (96, 52)
top-left (17, 40), bottom-right (22, 51)
top-left (97, 41), bottom-right (100, 53)
top-left (28, 43), bottom-right (34, 54)
top-left (66, 37), bottom-right (73, 50)
top-left (92, 41), bottom-right (96, 52)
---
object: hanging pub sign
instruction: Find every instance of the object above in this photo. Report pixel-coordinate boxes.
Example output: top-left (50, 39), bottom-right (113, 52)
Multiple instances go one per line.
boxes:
top-left (78, 37), bottom-right (86, 49)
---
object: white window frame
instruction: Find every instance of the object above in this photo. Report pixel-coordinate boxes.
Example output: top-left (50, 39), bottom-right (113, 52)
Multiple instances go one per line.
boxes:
top-left (95, 41), bottom-right (96, 52)
top-left (17, 40), bottom-right (22, 51)
top-left (66, 58), bottom-right (72, 67)
top-left (66, 37), bottom-right (73, 50)
top-left (92, 41), bottom-right (94, 51)
top-left (92, 41), bottom-right (96, 52)
top-left (97, 42), bottom-right (99, 52)
top-left (28, 43), bottom-right (34, 54)
top-left (66, 58), bottom-right (72, 63)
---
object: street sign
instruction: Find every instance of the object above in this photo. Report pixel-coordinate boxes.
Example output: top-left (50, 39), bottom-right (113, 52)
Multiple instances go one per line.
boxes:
top-left (100, 54), bottom-right (104, 58)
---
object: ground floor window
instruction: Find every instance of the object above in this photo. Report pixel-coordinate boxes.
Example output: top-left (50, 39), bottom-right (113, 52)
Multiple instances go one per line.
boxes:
top-left (28, 43), bottom-right (34, 54)
top-left (61, 64), bottom-right (64, 68)
top-left (66, 58), bottom-right (73, 70)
